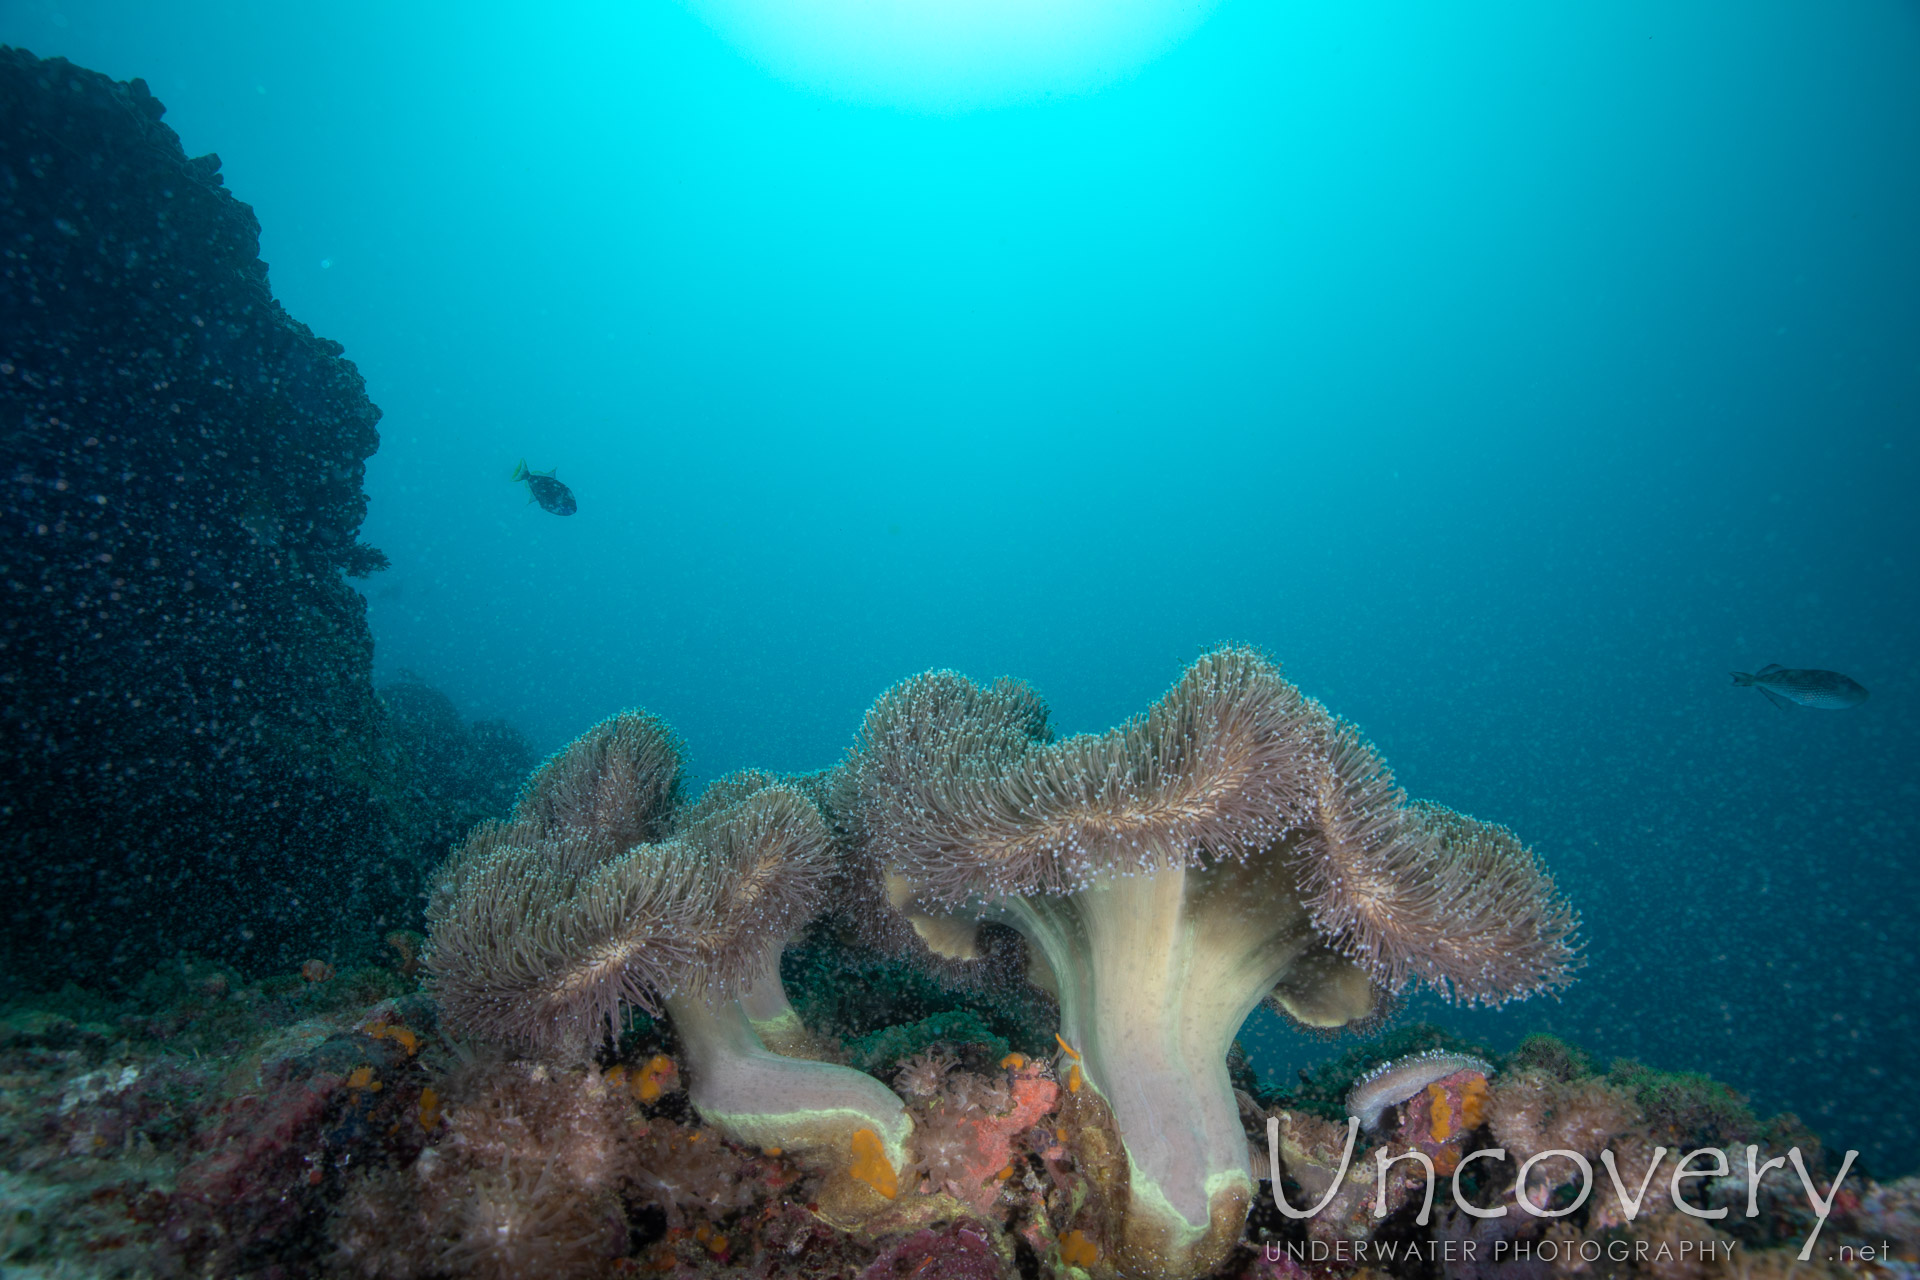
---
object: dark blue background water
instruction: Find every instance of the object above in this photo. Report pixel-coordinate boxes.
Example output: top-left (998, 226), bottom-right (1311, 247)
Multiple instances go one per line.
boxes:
top-left (12, 0), bottom-right (1917, 1171)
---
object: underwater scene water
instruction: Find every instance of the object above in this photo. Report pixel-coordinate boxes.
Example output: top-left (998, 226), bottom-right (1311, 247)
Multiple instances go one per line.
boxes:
top-left (3, 2), bottom-right (1918, 1276)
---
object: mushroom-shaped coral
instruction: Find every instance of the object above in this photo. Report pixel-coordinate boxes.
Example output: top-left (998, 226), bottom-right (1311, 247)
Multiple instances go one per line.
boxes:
top-left (838, 647), bottom-right (1578, 1279)
top-left (662, 778), bottom-right (913, 1184)
top-left (425, 717), bottom-right (912, 1191)
top-left (424, 712), bottom-right (707, 1057)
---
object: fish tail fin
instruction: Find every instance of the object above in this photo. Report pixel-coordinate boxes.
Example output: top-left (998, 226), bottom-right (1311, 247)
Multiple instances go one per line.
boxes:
top-left (510, 458), bottom-right (528, 483)
top-left (1731, 671), bottom-right (1753, 686)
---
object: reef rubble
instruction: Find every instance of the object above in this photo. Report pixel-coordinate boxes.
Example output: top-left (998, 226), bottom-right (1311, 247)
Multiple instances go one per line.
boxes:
top-left (1, 958), bottom-right (1914, 1278)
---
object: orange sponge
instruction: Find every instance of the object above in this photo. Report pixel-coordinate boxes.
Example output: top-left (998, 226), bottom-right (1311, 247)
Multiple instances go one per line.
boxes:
top-left (849, 1127), bottom-right (898, 1198)
top-left (1060, 1229), bottom-right (1099, 1266)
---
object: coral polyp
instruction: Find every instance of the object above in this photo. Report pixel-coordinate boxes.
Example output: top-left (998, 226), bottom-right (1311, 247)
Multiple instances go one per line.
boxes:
top-left (1293, 727), bottom-right (1581, 1005)
top-left (516, 709), bottom-right (685, 848)
top-left (424, 819), bottom-right (713, 1055)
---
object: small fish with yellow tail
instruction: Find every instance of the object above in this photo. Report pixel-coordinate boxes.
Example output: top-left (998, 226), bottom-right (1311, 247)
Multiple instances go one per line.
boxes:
top-left (510, 459), bottom-right (576, 516)
top-left (1732, 664), bottom-right (1868, 711)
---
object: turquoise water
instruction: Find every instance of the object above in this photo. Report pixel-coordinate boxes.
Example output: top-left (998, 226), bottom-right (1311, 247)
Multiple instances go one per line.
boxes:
top-left (14, 0), bottom-right (1917, 1172)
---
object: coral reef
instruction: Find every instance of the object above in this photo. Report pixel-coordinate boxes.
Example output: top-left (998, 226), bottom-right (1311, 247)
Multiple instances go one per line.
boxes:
top-left (14, 34), bottom-right (1904, 1280)
top-left (901, 1055), bottom-right (1059, 1212)
top-left (857, 1221), bottom-right (1014, 1279)
top-left (0, 958), bottom-right (1911, 1278)
top-left (0, 956), bottom-right (425, 1275)
top-left (379, 676), bottom-right (537, 872)
top-left (0, 52), bottom-right (533, 990)
top-left (835, 647), bottom-right (1578, 1278)
top-left (1857, 1176), bottom-right (1920, 1261)
top-left (329, 1060), bottom-right (639, 1279)
top-left (0, 48), bottom-right (394, 985)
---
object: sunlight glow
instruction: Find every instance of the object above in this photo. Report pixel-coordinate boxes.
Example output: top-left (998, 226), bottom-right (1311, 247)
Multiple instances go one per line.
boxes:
top-left (680, 0), bottom-right (1224, 110)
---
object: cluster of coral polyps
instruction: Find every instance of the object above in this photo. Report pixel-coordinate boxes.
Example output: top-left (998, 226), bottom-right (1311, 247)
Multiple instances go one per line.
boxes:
top-left (24, 650), bottom-right (1912, 1277)
top-left (418, 647), bottom-right (1590, 1278)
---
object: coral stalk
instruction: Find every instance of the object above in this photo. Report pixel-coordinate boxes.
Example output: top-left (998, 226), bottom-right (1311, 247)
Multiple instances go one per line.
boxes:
top-left (666, 985), bottom-right (913, 1178)
top-left (991, 862), bottom-right (1360, 1274)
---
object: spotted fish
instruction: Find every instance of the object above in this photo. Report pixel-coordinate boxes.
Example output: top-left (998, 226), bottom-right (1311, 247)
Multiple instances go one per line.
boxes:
top-left (1732, 664), bottom-right (1868, 711)
top-left (510, 459), bottom-right (577, 516)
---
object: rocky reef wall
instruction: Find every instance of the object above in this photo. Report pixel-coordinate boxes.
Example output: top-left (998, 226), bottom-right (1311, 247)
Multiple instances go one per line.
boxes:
top-left (0, 47), bottom-right (406, 985)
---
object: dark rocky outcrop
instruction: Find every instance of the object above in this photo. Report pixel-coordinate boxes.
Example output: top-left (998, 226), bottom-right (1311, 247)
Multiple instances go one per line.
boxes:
top-left (0, 47), bottom-right (442, 986)
top-left (377, 675), bottom-right (537, 880)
